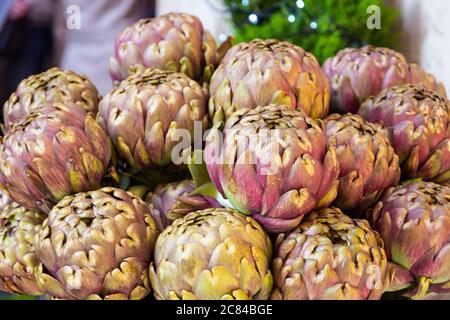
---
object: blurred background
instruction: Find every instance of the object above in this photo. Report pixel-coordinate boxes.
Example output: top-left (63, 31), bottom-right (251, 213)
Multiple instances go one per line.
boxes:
top-left (0, 0), bottom-right (448, 110)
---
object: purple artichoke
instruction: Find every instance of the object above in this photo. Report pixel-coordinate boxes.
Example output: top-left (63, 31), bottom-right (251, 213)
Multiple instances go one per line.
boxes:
top-left (0, 191), bottom-right (45, 295)
top-left (149, 208), bottom-right (273, 300)
top-left (324, 113), bottom-right (400, 213)
top-left (205, 105), bottom-right (339, 233)
top-left (368, 181), bottom-right (450, 299)
top-left (209, 39), bottom-right (330, 124)
top-left (109, 12), bottom-right (218, 85)
top-left (3, 67), bottom-right (100, 130)
top-left (359, 85), bottom-right (450, 183)
top-left (323, 46), bottom-right (446, 114)
top-left (272, 207), bottom-right (393, 300)
top-left (129, 180), bottom-right (220, 232)
top-left (0, 102), bottom-right (112, 213)
top-left (98, 68), bottom-right (208, 172)
top-left (34, 187), bottom-right (158, 300)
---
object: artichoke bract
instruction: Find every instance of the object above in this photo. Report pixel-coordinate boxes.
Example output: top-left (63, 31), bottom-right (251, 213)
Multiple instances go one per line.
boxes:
top-left (34, 187), bottom-right (158, 300)
top-left (209, 39), bottom-right (330, 124)
top-left (145, 180), bottom-right (220, 232)
top-left (359, 85), bottom-right (450, 183)
top-left (323, 46), bottom-right (446, 114)
top-left (272, 207), bottom-right (392, 300)
top-left (368, 181), bottom-right (450, 300)
top-left (149, 208), bottom-right (273, 300)
top-left (109, 12), bottom-right (218, 85)
top-left (324, 114), bottom-right (400, 213)
top-left (0, 102), bottom-right (112, 213)
top-left (205, 105), bottom-right (339, 233)
top-left (0, 192), bottom-right (45, 295)
top-left (98, 68), bottom-right (208, 172)
top-left (3, 67), bottom-right (100, 129)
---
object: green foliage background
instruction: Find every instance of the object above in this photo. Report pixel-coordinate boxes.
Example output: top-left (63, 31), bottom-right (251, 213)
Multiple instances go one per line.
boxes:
top-left (223, 0), bottom-right (399, 63)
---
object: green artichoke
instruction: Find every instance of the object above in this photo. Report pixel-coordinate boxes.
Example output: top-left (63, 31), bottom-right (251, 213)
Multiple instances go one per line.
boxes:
top-left (205, 105), bottom-right (339, 233)
top-left (324, 113), bottom-right (400, 213)
top-left (149, 208), bottom-right (273, 300)
top-left (97, 68), bottom-right (207, 172)
top-left (323, 46), bottom-right (446, 114)
top-left (109, 12), bottom-right (218, 85)
top-left (0, 102), bottom-right (112, 213)
top-left (3, 67), bottom-right (100, 129)
top-left (209, 39), bottom-right (330, 124)
top-left (144, 180), bottom-right (220, 232)
top-left (34, 187), bottom-right (158, 300)
top-left (359, 85), bottom-right (450, 183)
top-left (0, 192), bottom-right (45, 295)
top-left (368, 181), bottom-right (450, 300)
top-left (272, 207), bottom-right (393, 300)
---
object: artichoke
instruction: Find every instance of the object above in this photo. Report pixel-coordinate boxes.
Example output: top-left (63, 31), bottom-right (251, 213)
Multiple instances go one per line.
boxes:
top-left (97, 68), bottom-right (207, 172)
top-left (368, 181), bottom-right (450, 300)
top-left (205, 105), bottom-right (339, 233)
top-left (323, 46), bottom-right (446, 114)
top-left (109, 12), bottom-right (218, 85)
top-left (0, 192), bottom-right (45, 295)
top-left (272, 207), bottom-right (393, 300)
top-left (149, 208), bottom-right (273, 300)
top-left (324, 113), bottom-right (400, 213)
top-left (34, 187), bottom-right (158, 300)
top-left (0, 102), bottom-right (112, 213)
top-left (359, 85), bottom-right (450, 183)
top-left (209, 39), bottom-right (330, 124)
top-left (3, 67), bottom-right (100, 129)
top-left (144, 180), bottom-right (220, 232)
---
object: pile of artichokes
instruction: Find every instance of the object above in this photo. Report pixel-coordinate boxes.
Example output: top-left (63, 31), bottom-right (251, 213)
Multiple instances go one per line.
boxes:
top-left (0, 12), bottom-right (449, 301)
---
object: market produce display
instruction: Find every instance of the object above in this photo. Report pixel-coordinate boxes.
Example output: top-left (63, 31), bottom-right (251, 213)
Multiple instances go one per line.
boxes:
top-left (98, 68), bottom-right (207, 172)
top-left (3, 67), bottom-right (100, 130)
top-left (209, 39), bottom-right (330, 124)
top-left (324, 113), bottom-right (400, 213)
top-left (368, 181), bottom-right (450, 300)
top-left (149, 208), bottom-right (273, 300)
top-left (205, 105), bottom-right (339, 233)
top-left (0, 11), bottom-right (449, 301)
top-left (271, 207), bottom-right (393, 300)
top-left (322, 46), bottom-right (446, 114)
top-left (359, 85), bottom-right (450, 183)
top-left (109, 12), bottom-right (221, 86)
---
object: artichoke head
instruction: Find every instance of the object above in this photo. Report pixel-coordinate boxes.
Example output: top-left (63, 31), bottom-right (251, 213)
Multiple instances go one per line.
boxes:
top-left (3, 67), bottom-right (100, 129)
top-left (272, 207), bottom-right (393, 300)
top-left (0, 102), bottom-right (112, 213)
top-left (206, 105), bottom-right (339, 233)
top-left (149, 208), bottom-right (273, 300)
top-left (359, 84), bottom-right (450, 183)
top-left (209, 38), bottom-right (330, 124)
top-left (369, 181), bottom-right (450, 299)
top-left (34, 187), bottom-right (158, 300)
top-left (0, 194), bottom-right (45, 296)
